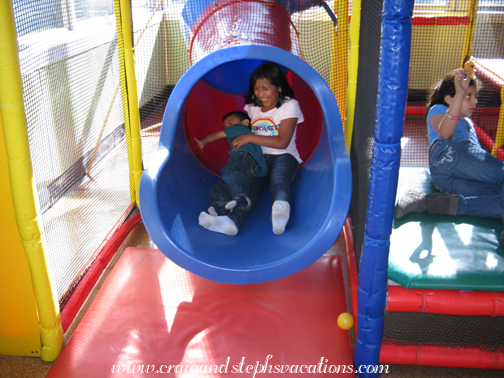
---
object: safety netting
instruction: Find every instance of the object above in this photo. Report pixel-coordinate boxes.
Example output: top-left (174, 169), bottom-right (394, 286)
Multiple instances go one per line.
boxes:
top-left (347, 0), bottom-right (504, 370)
top-left (350, 0), bottom-right (504, 261)
top-left (11, 0), bottom-right (348, 326)
top-left (134, 0), bottom-right (347, 169)
top-left (10, 0), bottom-right (504, 368)
top-left (380, 310), bottom-right (504, 371)
top-left (383, 312), bottom-right (504, 354)
top-left (13, 0), bottom-right (133, 311)
top-left (401, 0), bottom-right (504, 168)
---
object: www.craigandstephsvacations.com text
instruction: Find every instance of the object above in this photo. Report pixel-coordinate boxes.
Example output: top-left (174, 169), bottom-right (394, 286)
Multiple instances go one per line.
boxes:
top-left (111, 355), bottom-right (390, 376)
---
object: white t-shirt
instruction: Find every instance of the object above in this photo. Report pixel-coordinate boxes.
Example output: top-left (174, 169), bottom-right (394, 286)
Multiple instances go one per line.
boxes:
top-left (244, 97), bottom-right (304, 163)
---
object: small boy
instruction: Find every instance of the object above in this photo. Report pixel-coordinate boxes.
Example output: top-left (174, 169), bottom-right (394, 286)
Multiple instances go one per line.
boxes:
top-left (195, 110), bottom-right (267, 215)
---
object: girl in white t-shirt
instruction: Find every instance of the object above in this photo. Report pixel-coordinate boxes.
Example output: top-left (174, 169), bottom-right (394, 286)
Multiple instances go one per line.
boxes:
top-left (198, 63), bottom-right (304, 236)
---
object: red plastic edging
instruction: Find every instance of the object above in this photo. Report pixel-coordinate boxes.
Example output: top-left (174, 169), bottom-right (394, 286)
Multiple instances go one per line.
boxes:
top-left (380, 342), bottom-right (504, 369)
top-left (343, 217), bottom-right (359, 334)
top-left (411, 15), bottom-right (469, 26)
top-left (60, 209), bottom-right (142, 330)
top-left (387, 285), bottom-right (504, 316)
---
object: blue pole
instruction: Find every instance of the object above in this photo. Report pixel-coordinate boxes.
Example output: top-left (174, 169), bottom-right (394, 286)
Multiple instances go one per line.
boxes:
top-left (354, 0), bottom-right (414, 377)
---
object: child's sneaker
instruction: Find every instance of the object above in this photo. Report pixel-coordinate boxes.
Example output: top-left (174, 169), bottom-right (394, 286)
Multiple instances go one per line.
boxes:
top-left (225, 195), bottom-right (251, 211)
top-left (209, 203), bottom-right (231, 216)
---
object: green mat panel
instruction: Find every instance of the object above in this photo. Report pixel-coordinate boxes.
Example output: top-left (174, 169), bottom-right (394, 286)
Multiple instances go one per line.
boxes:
top-left (389, 167), bottom-right (504, 291)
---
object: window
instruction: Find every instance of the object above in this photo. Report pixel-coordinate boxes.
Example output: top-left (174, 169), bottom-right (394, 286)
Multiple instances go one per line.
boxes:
top-left (13, 0), bottom-right (63, 37)
top-left (479, 0), bottom-right (504, 5)
top-left (415, 0), bottom-right (448, 5)
top-left (74, 1), bottom-right (114, 22)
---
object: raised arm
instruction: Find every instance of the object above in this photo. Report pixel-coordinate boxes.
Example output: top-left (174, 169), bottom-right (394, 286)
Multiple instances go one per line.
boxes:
top-left (194, 130), bottom-right (227, 151)
top-left (430, 68), bottom-right (471, 140)
top-left (231, 118), bottom-right (297, 150)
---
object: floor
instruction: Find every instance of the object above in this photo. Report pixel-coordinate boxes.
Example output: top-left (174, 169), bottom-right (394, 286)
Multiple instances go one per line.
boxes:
top-left (3, 105), bottom-right (504, 376)
top-left (2, 222), bottom-right (504, 377)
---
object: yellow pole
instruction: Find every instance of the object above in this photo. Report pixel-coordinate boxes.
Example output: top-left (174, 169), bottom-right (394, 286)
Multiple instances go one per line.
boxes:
top-left (345, 0), bottom-right (362, 152)
top-left (461, 0), bottom-right (478, 67)
top-left (0, 109), bottom-right (41, 357)
top-left (115, 0), bottom-right (143, 206)
top-left (461, 0), bottom-right (504, 156)
top-left (492, 85), bottom-right (504, 155)
top-left (0, 0), bottom-right (63, 361)
top-left (329, 0), bottom-right (349, 132)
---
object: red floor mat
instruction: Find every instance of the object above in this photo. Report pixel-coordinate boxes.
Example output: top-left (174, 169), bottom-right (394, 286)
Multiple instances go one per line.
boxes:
top-left (47, 248), bottom-right (354, 377)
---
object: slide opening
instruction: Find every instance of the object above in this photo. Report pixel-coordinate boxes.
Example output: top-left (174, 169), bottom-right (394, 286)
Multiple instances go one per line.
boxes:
top-left (184, 59), bottom-right (323, 177)
top-left (140, 45), bottom-right (351, 284)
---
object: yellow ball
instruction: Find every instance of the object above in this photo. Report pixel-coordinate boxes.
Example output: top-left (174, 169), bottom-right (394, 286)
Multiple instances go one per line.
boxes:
top-left (337, 312), bottom-right (354, 330)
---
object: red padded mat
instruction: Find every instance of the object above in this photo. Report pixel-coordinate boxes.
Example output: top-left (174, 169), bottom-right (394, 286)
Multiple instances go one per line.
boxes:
top-left (47, 248), bottom-right (354, 377)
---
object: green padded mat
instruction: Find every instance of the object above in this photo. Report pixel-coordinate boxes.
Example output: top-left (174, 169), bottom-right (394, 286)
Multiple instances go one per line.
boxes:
top-left (389, 167), bottom-right (504, 291)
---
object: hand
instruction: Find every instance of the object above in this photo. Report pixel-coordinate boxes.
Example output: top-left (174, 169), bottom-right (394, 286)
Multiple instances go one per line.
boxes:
top-left (194, 137), bottom-right (204, 151)
top-left (453, 68), bottom-right (471, 95)
top-left (232, 134), bottom-right (251, 150)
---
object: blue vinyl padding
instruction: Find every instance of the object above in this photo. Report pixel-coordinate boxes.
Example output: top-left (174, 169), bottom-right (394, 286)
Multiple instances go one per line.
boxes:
top-left (354, 0), bottom-right (414, 376)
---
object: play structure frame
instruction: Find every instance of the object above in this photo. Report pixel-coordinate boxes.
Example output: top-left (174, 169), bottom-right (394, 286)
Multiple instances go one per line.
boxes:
top-left (353, 0), bottom-right (504, 374)
top-left (0, 0), bottom-right (143, 361)
top-left (2, 1), bottom-right (504, 376)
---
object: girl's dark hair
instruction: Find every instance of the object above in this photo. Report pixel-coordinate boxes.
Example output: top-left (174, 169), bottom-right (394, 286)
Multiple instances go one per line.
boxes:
top-left (244, 63), bottom-right (295, 108)
top-left (426, 72), bottom-right (478, 114)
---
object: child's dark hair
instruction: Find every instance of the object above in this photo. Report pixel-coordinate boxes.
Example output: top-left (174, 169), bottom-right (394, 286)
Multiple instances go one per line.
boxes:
top-left (426, 71), bottom-right (478, 114)
top-left (244, 62), bottom-right (295, 108)
top-left (222, 110), bottom-right (250, 123)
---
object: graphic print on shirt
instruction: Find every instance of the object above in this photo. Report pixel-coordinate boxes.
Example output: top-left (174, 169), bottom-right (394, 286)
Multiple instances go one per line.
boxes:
top-left (251, 117), bottom-right (279, 136)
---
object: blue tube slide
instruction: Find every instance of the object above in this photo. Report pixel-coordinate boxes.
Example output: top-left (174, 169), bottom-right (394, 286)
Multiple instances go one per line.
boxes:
top-left (354, 0), bottom-right (414, 376)
top-left (138, 44), bottom-right (352, 284)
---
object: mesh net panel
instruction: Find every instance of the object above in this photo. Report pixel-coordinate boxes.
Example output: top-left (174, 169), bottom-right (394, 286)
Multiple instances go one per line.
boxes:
top-left (470, 1), bottom-right (504, 145)
top-left (348, 0), bottom-right (383, 262)
top-left (134, 0), bottom-right (347, 168)
top-left (133, 0), bottom-right (189, 168)
top-left (12, 0), bottom-right (504, 359)
top-left (350, 0), bottom-right (504, 263)
top-left (380, 1), bottom-right (504, 362)
top-left (403, 2), bottom-right (470, 168)
top-left (384, 312), bottom-right (504, 353)
top-left (13, 0), bottom-right (348, 306)
top-left (14, 0), bottom-right (131, 302)
top-left (401, 0), bottom-right (504, 167)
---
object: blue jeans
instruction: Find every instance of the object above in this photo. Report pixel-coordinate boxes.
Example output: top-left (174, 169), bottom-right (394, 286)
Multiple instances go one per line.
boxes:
top-left (429, 139), bottom-right (504, 218)
top-left (264, 153), bottom-right (299, 203)
top-left (221, 151), bottom-right (258, 202)
top-left (209, 153), bottom-right (299, 228)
